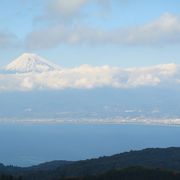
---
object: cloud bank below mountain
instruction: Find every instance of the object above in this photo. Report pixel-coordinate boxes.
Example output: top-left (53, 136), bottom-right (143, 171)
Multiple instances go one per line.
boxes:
top-left (0, 62), bottom-right (179, 91)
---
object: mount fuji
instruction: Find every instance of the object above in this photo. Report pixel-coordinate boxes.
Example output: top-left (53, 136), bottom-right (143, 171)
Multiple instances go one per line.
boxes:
top-left (3, 53), bottom-right (60, 73)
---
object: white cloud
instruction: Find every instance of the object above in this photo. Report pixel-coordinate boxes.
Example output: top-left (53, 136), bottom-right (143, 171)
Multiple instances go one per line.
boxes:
top-left (47, 0), bottom-right (88, 17)
top-left (0, 63), bottom-right (179, 91)
top-left (26, 25), bottom-right (68, 49)
top-left (38, 0), bottom-right (110, 22)
top-left (26, 13), bottom-right (180, 49)
top-left (119, 13), bottom-right (180, 45)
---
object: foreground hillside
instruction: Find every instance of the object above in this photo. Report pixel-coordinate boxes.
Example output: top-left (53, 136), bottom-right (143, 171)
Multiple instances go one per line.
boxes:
top-left (61, 167), bottom-right (180, 180)
top-left (1, 167), bottom-right (180, 180)
top-left (1, 147), bottom-right (180, 179)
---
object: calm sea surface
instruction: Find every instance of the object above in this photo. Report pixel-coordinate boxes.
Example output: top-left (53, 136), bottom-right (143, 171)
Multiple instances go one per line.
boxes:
top-left (0, 123), bottom-right (180, 166)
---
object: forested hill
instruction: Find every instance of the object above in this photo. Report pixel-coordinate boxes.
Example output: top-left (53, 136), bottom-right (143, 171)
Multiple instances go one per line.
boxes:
top-left (1, 147), bottom-right (180, 179)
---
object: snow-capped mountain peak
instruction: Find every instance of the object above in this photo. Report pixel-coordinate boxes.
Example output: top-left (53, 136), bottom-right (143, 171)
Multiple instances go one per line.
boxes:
top-left (4, 53), bottom-right (60, 73)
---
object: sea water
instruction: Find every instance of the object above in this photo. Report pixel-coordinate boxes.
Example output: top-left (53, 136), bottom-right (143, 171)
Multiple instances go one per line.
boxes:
top-left (0, 123), bottom-right (180, 166)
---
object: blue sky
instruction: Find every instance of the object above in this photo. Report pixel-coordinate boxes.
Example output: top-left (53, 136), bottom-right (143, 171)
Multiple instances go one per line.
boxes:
top-left (0, 0), bottom-right (180, 67)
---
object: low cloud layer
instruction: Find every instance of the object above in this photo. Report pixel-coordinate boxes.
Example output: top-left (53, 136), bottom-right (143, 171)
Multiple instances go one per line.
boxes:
top-left (26, 13), bottom-right (180, 49)
top-left (0, 63), bottom-right (179, 91)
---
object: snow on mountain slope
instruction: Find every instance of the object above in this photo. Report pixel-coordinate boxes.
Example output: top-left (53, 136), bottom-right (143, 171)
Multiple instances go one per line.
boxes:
top-left (4, 53), bottom-right (60, 73)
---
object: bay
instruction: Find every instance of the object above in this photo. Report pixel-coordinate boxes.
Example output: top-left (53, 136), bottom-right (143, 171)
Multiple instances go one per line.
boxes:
top-left (0, 123), bottom-right (180, 167)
